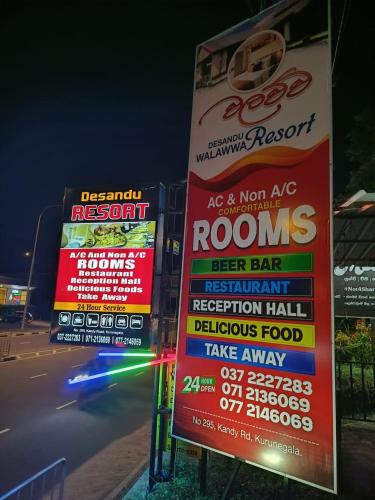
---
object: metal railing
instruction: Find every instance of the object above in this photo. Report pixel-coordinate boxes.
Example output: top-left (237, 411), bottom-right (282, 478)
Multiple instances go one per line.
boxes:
top-left (0, 458), bottom-right (66, 500)
top-left (0, 338), bottom-right (10, 358)
top-left (336, 361), bottom-right (375, 422)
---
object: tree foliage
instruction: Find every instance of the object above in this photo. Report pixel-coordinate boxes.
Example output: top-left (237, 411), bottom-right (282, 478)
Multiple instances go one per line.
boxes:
top-left (335, 319), bottom-right (373, 362)
top-left (345, 105), bottom-right (375, 194)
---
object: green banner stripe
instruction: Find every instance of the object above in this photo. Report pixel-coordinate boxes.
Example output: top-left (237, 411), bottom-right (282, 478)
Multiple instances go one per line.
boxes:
top-left (191, 253), bottom-right (313, 274)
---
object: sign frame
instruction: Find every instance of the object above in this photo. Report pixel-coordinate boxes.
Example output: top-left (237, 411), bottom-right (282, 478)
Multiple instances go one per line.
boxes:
top-left (172, 0), bottom-right (336, 493)
top-left (50, 182), bottom-right (165, 350)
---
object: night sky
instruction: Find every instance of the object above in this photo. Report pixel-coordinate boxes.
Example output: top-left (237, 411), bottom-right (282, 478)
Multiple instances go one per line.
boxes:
top-left (0, 0), bottom-right (374, 307)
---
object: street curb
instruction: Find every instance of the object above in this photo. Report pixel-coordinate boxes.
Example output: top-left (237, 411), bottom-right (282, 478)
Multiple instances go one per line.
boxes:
top-left (0, 346), bottom-right (85, 362)
top-left (104, 456), bottom-right (149, 500)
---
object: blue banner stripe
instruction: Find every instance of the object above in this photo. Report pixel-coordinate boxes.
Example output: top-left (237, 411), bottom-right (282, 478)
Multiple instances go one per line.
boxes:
top-left (186, 337), bottom-right (315, 375)
top-left (189, 278), bottom-right (313, 297)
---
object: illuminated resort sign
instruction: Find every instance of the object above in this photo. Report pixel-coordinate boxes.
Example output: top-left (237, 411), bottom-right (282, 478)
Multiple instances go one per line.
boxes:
top-left (172, 0), bottom-right (336, 493)
top-left (50, 184), bottom-right (163, 349)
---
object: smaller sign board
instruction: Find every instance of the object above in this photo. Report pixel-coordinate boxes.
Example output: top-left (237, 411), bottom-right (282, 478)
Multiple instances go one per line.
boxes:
top-left (50, 184), bottom-right (163, 348)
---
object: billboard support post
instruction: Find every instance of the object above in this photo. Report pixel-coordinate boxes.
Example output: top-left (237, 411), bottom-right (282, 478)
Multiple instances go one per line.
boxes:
top-left (156, 362), bottom-right (168, 477)
top-left (335, 388), bottom-right (342, 496)
top-left (198, 448), bottom-right (208, 495)
top-left (148, 183), bottom-right (189, 490)
top-left (221, 460), bottom-right (241, 500)
top-left (148, 186), bottom-right (167, 491)
top-left (169, 436), bottom-right (177, 478)
top-left (149, 362), bottom-right (161, 491)
top-left (282, 476), bottom-right (290, 500)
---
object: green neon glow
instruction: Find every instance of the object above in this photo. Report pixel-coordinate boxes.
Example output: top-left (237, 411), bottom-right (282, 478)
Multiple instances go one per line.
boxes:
top-left (68, 356), bottom-right (175, 385)
top-left (98, 352), bottom-right (156, 358)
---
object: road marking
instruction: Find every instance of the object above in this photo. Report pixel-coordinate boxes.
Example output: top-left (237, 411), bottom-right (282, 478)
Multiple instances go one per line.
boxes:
top-left (56, 400), bottom-right (77, 410)
top-left (0, 331), bottom-right (48, 338)
top-left (72, 363), bottom-right (83, 368)
top-left (38, 349), bottom-right (53, 355)
top-left (30, 373), bottom-right (48, 379)
top-left (0, 428), bottom-right (11, 435)
top-left (20, 341), bottom-right (32, 344)
top-left (135, 371), bottom-right (145, 377)
top-left (108, 383), bottom-right (118, 389)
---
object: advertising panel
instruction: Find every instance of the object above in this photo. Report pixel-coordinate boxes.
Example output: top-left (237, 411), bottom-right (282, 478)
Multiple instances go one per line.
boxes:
top-left (50, 184), bottom-right (163, 348)
top-left (172, 0), bottom-right (336, 492)
top-left (334, 265), bottom-right (375, 318)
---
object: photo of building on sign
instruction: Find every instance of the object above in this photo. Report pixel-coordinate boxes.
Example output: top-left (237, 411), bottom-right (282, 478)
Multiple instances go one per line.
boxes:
top-left (228, 30), bottom-right (284, 91)
top-left (195, 0), bottom-right (326, 91)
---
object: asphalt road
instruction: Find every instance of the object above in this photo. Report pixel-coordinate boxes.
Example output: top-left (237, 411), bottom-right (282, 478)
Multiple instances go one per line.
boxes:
top-left (1, 320), bottom-right (84, 356)
top-left (0, 339), bottom-right (154, 496)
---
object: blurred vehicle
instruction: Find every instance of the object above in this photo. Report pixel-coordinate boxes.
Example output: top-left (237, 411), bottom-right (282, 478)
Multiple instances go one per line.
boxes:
top-left (72, 352), bottom-right (138, 402)
top-left (75, 356), bottom-right (115, 400)
top-left (0, 308), bottom-right (33, 324)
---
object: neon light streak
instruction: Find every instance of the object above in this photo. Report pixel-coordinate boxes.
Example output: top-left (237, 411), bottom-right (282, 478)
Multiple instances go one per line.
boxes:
top-left (98, 352), bottom-right (156, 358)
top-left (68, 355), bottom-right (176, 385)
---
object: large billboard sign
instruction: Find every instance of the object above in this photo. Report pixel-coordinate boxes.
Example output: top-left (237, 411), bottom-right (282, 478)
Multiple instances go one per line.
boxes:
top-left (334, 265), bottom-right (375, 318)
top-left (50, 184), bottom-right (163, 349)
top-left (172, 0), bottom-right (336, 492)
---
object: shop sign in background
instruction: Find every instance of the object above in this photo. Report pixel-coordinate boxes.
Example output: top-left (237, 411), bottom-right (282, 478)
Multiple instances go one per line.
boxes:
top-left (50, 185), bottom-right (161, 348)
top-left (334, 265), bottom-right (375, 318)
top-left (172, 0), bottom-right (336, 492)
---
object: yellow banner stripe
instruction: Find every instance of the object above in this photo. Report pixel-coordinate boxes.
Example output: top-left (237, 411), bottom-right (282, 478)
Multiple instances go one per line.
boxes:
top-left (187, 316), bottom-right (315, 348)
top-left (54, 302), bottom-right (151, 313)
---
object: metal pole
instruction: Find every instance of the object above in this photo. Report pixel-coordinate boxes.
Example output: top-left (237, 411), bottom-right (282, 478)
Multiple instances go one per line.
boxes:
top-left (169, 437), bottom-right (177, 479)
top-left (361, 363), bottom-right (367, 420)
top-left (221, 459), bottom-right (241, 500)
top-left (282, 476), bottom-right (290, 500)
top-left (21, 205), bottom-right (61, 329)
top-left (59, 458), bottom-right (66, 500)
top-left (199, 448), bottom-right (208, 496)
top-left (149, 361), bottom-right (161, 491)
top-left (156, 362), bottom-right (167, 477)
top-left (336, 388), bottom-right (342, 496)
top-left (50, 465), bottom-right (57, 500)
